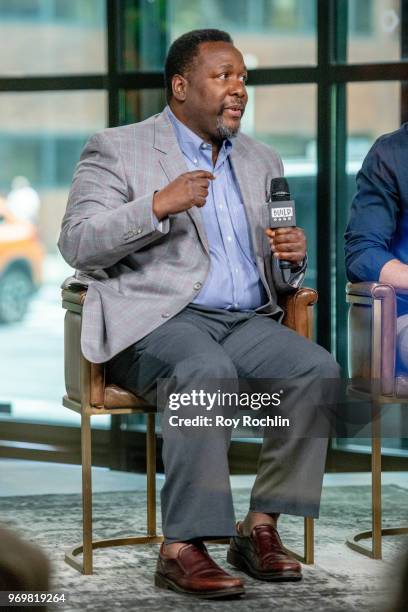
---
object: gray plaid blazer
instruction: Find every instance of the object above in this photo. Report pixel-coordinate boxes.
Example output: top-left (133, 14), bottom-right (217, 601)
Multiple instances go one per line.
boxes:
top-left (58, 109), bottom-right (304, 363)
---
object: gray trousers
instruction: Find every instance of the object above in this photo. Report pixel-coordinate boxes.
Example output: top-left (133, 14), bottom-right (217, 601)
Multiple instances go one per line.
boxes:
top-left (107, 304), bottom-right (340, 543)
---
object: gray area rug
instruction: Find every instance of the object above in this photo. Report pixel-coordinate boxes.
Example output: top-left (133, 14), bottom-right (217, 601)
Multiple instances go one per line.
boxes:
top-left (1, 485), bottom-right (408, 612)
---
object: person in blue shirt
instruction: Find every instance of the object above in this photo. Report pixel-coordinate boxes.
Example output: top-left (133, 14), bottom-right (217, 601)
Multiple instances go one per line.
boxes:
top-left (345, 123), bottom-right (408, 369)
top-left (62, 28), bottom-right (340, 600)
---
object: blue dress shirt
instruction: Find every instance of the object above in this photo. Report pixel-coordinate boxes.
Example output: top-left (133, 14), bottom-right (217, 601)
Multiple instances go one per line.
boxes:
top-left (345, 122), bottom-right (408, 314)
top-left (166, 106), bottom-right (267, 311)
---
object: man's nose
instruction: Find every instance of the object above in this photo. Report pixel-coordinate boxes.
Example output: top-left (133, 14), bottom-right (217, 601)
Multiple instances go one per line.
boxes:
top-left (229, 78), bottom-right (247, 98)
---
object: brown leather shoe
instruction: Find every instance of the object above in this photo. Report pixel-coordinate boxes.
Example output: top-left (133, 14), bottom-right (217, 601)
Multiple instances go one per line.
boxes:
top-left (227, 522), bottom-right (302, 581)
top-left (155, 542), bottom-right (245, 599)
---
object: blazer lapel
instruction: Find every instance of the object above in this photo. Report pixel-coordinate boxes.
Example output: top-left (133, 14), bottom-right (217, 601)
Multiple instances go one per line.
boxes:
top-left (230, 137), bottom-right (266, 264)
top-left (153, 112), bottom-right (209, 253)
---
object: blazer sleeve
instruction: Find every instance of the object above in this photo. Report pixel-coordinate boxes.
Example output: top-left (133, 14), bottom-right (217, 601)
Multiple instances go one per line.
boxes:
top-left (58, 131), bottom-right (170, 271)
top-left (344, 138), bottom-right (399, 282)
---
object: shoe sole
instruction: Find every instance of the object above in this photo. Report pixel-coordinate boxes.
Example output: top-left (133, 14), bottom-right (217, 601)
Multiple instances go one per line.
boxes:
top-left (154, 572), bottom-right (245, 599)
top-left (227, 549), bottom-right (302, 582)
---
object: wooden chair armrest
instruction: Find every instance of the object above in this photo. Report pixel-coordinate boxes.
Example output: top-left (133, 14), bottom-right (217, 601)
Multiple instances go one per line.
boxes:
top-left (279, 287), bottom-right (318, 340)
top-left (346, 281), bottom-right (398, 300)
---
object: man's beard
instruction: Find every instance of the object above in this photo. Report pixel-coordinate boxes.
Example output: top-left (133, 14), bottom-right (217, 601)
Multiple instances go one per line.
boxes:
top-left (215, 115), bottom-right (241, 140)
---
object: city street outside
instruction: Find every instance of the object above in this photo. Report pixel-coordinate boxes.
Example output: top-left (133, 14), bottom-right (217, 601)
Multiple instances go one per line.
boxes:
top-left (0, 253), bottom-right (109, 428)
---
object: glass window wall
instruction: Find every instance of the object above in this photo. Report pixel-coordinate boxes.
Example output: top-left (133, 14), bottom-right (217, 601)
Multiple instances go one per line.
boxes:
top-left (334, 80), bottom-right (404, 457)
top-left (0, 0), bottom-right (106, 76)
top-left (0, 91), bottom-right (107, 428)
top-left (0, 0), bottom-right (407, 463)
top-left (122, 0), bottom-right (317, 71)
top-left (347, 0), bottom-right (403, 63)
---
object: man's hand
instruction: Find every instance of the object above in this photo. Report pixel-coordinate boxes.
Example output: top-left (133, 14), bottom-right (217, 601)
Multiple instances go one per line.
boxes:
top-left (265, 227), bottom-right (306, 266)
top-left (153, 170), bottom-right (215, 220)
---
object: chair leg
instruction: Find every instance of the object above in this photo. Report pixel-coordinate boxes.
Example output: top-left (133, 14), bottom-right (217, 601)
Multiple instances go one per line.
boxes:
top-left (81, 411), bottom-right (93, 574)
top-left (146, 413), bottom-right (157, 537)
top-left (304, 517), bottom-right (314, 564)
top-left (285, 517), bottom-right (314, 564)
top-left (372, 410), bottom-right (382, 560)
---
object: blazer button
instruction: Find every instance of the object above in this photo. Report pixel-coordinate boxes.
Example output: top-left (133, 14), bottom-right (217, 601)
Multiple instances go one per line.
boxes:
top-left (194, 282), bottom-right (202, 290)
top-left (161, 312), bottom-right (170, 318)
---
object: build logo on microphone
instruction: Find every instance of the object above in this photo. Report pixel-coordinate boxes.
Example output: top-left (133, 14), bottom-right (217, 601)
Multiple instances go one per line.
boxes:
top-left (268, 202), bottom-right (296, 227)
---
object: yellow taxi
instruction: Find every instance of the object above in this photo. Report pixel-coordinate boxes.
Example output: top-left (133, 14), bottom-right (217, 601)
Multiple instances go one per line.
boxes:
top-left (0, 197), bottom-right (44, 323)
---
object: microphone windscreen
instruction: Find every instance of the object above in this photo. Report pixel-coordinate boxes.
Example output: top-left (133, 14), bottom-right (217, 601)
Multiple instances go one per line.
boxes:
top-left (270, 177), bottom-right (290, 202)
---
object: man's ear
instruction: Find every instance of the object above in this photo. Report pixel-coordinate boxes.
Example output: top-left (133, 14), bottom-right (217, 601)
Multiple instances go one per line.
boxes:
top-left (172, 74), bottom-right (187, 102)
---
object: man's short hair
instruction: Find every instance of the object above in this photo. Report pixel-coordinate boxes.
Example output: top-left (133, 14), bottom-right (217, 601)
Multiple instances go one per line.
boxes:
top-left (164, 29), bottom-right (233, 103)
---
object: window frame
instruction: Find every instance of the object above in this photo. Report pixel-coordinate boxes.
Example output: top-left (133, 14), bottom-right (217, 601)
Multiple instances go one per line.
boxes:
top-left (0, 0), bottom-right (407, 468)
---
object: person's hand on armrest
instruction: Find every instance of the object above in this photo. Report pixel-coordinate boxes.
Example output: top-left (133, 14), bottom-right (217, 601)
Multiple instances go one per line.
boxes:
top-left (379, 259), bottom-right (408, 289)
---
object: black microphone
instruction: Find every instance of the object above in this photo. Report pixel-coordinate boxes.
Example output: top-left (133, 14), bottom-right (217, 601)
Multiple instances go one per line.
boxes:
top-left (267, 177), bottom-right (296, 271)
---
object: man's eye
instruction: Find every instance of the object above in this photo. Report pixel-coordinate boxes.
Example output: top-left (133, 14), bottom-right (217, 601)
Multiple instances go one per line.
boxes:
top-left (217, 73), bottom-right (247, 82)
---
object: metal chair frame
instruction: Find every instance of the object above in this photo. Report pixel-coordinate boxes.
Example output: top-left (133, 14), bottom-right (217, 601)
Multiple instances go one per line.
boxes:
top-left (346, 283), bottom-right (408, 559)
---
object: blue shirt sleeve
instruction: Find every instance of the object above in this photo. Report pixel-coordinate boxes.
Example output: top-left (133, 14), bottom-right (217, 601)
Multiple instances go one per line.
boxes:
top-left (344, 138), bottom-right (400, 282)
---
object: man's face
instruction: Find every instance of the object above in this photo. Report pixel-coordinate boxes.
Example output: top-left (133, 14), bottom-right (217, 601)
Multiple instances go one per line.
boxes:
top-left (175, 41), bottom-right (248, 142)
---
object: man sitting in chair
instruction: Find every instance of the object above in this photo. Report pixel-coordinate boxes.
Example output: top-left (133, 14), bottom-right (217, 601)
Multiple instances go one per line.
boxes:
top-left (345, 123), bottom-right (408, 371)
top-left (58, 29), bottom-right (339, 599)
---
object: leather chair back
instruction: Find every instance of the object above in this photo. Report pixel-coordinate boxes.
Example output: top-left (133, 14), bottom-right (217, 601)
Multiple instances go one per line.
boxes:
top-left (347, 282), bottom-right (396, 396)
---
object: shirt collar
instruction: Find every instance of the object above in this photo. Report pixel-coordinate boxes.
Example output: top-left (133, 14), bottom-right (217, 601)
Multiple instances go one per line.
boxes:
top-left (166, 105), bottom-right (232, 166)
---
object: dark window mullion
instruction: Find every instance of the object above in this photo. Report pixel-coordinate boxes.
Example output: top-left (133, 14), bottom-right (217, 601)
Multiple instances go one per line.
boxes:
top-left (333, 62), bottom-right (408, 82)
top-left (115, 66), bottom-right (319, 91)
top-left (107, 0), bottom-right (120, 127)
top-left (316, 0), bottom-right (335, 351)
top-left (401, 0), bottom-right (408, 123)
top-left (333, 0), bottom-right (349, 368)
top-left (334, 82), bottom-right (348, 369)
top-left (0, 75), bottom-right (105, 92)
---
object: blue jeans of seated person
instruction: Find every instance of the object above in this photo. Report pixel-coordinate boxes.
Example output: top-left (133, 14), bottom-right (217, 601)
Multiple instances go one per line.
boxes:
top-left (397, 314), bottom-right (408, 372)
